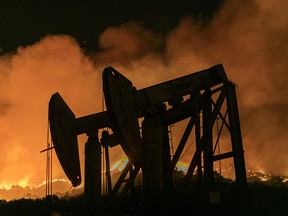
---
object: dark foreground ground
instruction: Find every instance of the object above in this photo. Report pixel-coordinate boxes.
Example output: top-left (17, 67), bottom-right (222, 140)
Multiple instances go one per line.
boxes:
top-left (0, 182), bottom-right (287, 216)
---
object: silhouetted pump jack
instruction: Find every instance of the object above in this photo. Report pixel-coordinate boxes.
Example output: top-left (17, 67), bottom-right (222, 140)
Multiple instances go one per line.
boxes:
top-left (49, 64), bottom-right (249, 215)
top-left (49, 93), bottom-right (110, 214)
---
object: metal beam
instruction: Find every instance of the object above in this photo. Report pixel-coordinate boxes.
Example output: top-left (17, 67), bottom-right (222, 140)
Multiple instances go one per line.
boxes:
top-left (170, 117), bottom-right (195, 172)
top-left (135, 64), bottom-right (227, 111)
top-left (213, 151), bottom-right (234, 161)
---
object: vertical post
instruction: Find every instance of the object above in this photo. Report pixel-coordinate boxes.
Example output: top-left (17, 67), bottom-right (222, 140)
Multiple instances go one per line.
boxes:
top-left (203, 90), bottom-right (214, 184)
top-left (225, 82), bottom-right (248, 187)
top-left (46, 137), bottom-right (53, 197)
top-left (45, 142), bottom-right (53, 214)
top-left (46, 146), bottom-right (51, 197)
top-left (195, 101), bottom-right (202, 185)
top-left (226, 81), bottom-right (250, 214)
top-left (161, 124), bottom-right (174, 212)
top-left (142, 117), bottom-right (163, 213)
top-left (104, 146), bottom-right (112, 196)
top-left (85, 132), bottom-right (102, 214)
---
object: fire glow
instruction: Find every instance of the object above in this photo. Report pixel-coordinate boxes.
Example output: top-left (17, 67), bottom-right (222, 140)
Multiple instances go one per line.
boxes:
top-left (0, 0), bottom-right (286, 191)
top-left (109, 157), bottom-right (189, 174)
top-left (110, 157), bottom-right (129, 172)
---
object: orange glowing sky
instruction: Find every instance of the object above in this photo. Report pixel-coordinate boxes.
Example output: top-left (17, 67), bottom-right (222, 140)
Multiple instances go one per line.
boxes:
top-left (0, 0), bottom-right (287, 194)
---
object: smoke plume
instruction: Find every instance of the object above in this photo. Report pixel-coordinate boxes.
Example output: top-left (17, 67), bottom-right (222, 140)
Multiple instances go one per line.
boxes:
top-left (92, 0), bottom-right (288, 174)
top-left (0, 0), bottom-right (287, 190)
top-left (0, 35), bottom-right (101, 187)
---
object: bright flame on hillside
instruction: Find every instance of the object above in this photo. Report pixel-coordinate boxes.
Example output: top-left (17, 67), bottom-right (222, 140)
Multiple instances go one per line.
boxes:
top-left (35, 178), bottom-right (70, 189)
top-left (0, 178), bottom-right (71, 191)
top-left (109, 157), bottom-right (189, 174)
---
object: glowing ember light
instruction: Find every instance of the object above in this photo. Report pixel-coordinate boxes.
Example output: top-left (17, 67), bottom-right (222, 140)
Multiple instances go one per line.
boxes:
top-left (110, 157), bottom-right (190, 174)
top-left (175, 161), bottom-right (188, 174)
top-left (246, 167), bottom-right (275, 182)
top-left (110, 157), bottom-right (129, 172)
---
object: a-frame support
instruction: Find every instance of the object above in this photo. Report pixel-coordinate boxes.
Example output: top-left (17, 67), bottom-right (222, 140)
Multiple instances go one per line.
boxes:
top-left (170, 81), bottom-right (248, 212)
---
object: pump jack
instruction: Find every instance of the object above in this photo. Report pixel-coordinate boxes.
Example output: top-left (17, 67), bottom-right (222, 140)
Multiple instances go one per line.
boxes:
top-left (49, 64), bottom-right (249, 214)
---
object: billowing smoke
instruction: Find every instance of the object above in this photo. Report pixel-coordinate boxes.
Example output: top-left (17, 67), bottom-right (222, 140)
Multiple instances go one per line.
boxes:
top-left (0, 35), bottom-right (101, 187)
top-left (92, 0), bottom-right (288, 174)
top-left (0, 0), bottom-right (287, 189)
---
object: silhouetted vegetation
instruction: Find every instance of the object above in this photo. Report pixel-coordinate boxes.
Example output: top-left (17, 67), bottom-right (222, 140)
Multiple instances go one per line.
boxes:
top-left (0, 194), bottom-right (85, 216)
top-left (0, 176), bottom-right (288, 215)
